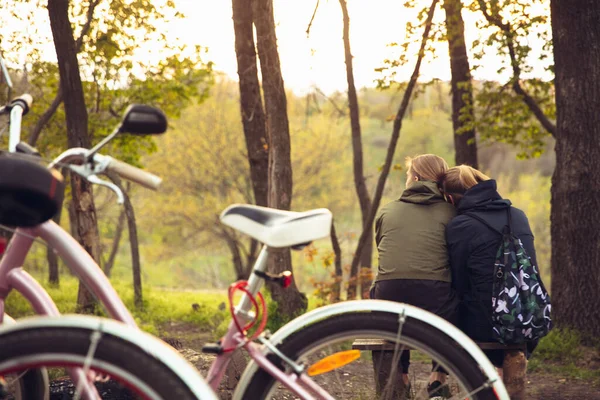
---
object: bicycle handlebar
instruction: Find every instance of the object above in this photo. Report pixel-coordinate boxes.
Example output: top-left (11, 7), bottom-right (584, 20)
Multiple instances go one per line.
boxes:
top-left (10, 94), bottom-right (33, 115)
top-left (104, 156), bottom-right (162, 190)
top-left (5, 92), bottom-right (163, 195)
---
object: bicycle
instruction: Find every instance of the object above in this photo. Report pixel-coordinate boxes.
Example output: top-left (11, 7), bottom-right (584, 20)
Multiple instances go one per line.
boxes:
top-left (195, 204), bottom-right (510, 400)
top-left (0, 54), bottom-right (217, 400)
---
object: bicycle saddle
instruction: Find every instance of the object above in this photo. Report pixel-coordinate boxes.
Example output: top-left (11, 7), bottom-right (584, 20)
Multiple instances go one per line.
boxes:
top-left (220, 204), bottom-right (332, 248)
top-left (0, 154), bottom-right (65, 227)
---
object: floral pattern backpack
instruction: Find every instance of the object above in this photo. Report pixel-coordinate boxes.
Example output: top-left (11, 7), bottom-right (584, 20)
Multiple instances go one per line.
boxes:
top-left (466, 210), bottom-right (553, 344)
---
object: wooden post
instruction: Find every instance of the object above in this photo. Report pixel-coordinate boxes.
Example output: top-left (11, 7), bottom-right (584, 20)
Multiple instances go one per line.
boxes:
top-left (371, 351), bottom-right (407, 399)
top-left (503, 350), bottom-right (527, 399)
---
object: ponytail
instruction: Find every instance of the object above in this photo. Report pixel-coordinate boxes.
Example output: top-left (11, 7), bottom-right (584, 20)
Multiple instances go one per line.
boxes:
top-left (441, 165), bottom-right (490, 195)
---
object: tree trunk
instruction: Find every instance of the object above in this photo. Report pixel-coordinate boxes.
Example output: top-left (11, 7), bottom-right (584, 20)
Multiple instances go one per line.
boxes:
top-left (349, 0), bottom-right (439, 275)
top-left (47, 211), bottom-right (62, 285)
top-left (444, 0), bottom-right (478, 168)
top-left (550, 0), bottom-right (600, 338)
top-left (104, 208), bottom-right (126, 277)
top-left (107, 174), bottom-right (143, 308)
top-left (253, 0), bottom-right (307, 317)
top-left (244, 238), bottom-right (259, 279)
top-left (339, 0), bottom-right (373, 299)
top-left (225, 235), bottom-right (246, 281)
top-left (232, 0), bottom-right (269, 208)
top-left (330, 220), bottom-right (343, 302)
top-left (48, 0), bottom-right (100, 313)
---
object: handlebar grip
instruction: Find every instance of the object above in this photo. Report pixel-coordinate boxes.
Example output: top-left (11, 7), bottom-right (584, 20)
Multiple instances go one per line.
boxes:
top-left (10, 94), bottom-right (33, 115)
top-left (106, 157), bottom-right (162, 190)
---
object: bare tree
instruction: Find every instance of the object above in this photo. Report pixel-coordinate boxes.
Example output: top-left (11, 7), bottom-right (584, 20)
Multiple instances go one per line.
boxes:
top-left (338, 0), bottom-right (374, 298)
top-left (232, 0), bottom-right (269, 208)
top-left (232, 0), bottom-right (269, 274)
top-left (104, 210), bottom-right (126, 277)
top-left (253, 0), bottom-right (307, 316)
top-left (106, 174), bottom-right (143, 308)
top-left (443, 0), bottom-right (478, 167)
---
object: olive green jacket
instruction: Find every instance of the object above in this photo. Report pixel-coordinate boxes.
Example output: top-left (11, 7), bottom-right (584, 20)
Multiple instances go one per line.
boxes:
top-left (374, 180), bottom-right (456, 283)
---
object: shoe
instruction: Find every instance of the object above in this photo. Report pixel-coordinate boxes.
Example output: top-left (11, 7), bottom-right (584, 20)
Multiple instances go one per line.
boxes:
top-left (427, 380), bottom-right (451, 399)
top-left (405, 382), bottom-right (412, 399)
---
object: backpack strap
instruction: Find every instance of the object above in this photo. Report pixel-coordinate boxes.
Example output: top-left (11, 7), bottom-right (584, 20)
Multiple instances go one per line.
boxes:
top-left (462, 211), bottom-right (511, 343)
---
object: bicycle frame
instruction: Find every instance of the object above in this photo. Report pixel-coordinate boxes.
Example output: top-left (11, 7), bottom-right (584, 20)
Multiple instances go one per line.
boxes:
top-left (0, 220), bottom-right (136, 325)
top-left (206, 246), bottom-right (335, 400)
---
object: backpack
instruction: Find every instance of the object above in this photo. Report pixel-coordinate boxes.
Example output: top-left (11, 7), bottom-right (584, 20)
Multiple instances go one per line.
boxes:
top-left (466, 210), bottom-right (553, 344)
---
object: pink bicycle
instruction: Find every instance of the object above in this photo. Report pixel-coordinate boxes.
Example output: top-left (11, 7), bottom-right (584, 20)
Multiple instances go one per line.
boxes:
top-left (0, 57), bottom-right (217, 400)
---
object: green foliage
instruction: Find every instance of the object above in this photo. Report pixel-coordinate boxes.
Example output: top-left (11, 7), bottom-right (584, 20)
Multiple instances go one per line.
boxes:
top-left (374, 0), bottom-right (555, 158)
top-left (465, 0), bottom-right (555, 156)
top-left (0, 0), bottom-right (213, 165)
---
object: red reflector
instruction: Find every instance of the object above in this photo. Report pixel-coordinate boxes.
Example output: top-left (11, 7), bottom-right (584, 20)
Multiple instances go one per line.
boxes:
top-left (282, 272), bottom-right (292, 288)
top-left (0, 238), bottom-right (7, 255)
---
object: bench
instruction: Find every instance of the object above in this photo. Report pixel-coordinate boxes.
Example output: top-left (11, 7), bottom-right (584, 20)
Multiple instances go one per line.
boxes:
top-left (352, 339), bottom-right (527, 399)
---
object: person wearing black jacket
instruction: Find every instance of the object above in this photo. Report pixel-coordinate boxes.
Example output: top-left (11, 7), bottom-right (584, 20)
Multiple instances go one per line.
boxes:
top-left (439, 165), bottom-right (539, 373)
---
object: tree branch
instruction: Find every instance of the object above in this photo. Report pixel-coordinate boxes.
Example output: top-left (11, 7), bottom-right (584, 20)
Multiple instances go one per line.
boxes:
top-left (75, 0), bottom-right (101, 50)
top-left (349, 0), bottom-right (439, 274)
top-left (477, 0), bottom-right (556, 137)
top-left (28, 87), bottom-right (63, 145)
top-left (314, 87), bottom-right (346, 117)
top-left (306, 0), bottom-right (320, 36)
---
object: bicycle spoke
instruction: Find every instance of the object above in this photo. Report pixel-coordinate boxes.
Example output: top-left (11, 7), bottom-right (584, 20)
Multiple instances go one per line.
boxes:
top-left (327, 345), bottom-right (348, 400)
top-left (73, 330), bottom-right (103, 400)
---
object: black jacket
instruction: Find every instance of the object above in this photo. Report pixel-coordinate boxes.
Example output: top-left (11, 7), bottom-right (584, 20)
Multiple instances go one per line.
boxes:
top-left (446, 180), bottom-right (538, 342)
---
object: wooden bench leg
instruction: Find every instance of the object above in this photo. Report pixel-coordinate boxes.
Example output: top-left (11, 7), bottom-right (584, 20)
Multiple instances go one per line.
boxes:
top-left (503, 350), bottom-right (527, 400)
top-left (371, 351), bottom-right (407, 399)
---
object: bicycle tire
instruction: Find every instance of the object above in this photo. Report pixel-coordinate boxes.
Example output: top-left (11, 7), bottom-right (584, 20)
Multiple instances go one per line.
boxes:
top-left (0, 322), bottom-right (210, 400)
top-left (239, 311), bottom-right (499, 400)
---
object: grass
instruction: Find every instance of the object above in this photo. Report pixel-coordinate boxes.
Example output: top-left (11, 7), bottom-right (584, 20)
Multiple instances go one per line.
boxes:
top-left (3, 277), bottom-right (320, 339)
top-left (4, 278), bottom-right (229, 336)
top-left (528, 329), bottom-right (600, 383)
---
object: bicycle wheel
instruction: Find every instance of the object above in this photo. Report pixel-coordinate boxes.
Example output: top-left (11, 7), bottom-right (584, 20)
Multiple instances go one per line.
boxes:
top-left (0, 315), bottom-right (217, 400)
top-left (239, 311), bottom-right (500, 400)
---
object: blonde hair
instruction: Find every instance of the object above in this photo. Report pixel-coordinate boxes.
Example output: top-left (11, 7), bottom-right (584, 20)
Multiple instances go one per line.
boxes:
top-left (405, 154), bottom-right (449, 183)
top-left (440, 165), bottom-right (490, 197)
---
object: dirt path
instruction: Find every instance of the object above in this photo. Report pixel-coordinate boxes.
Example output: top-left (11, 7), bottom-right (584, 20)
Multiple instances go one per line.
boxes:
top-left (163, 321), bottom-right (600, 400)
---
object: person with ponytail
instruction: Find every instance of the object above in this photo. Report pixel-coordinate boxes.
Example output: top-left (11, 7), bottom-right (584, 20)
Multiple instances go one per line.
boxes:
top-left (372, 154), bottom-right (458, 398)
top-left (439, 165), bottom-right (539, 375)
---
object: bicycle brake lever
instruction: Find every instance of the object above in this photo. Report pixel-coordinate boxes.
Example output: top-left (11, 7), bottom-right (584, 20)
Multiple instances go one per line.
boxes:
top-left (87, 175), bottom-right (125, 204)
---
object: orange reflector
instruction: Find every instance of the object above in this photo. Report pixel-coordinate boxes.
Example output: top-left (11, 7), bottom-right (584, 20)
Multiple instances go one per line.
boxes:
top-left (307, 350), bottom-right (361, 377)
